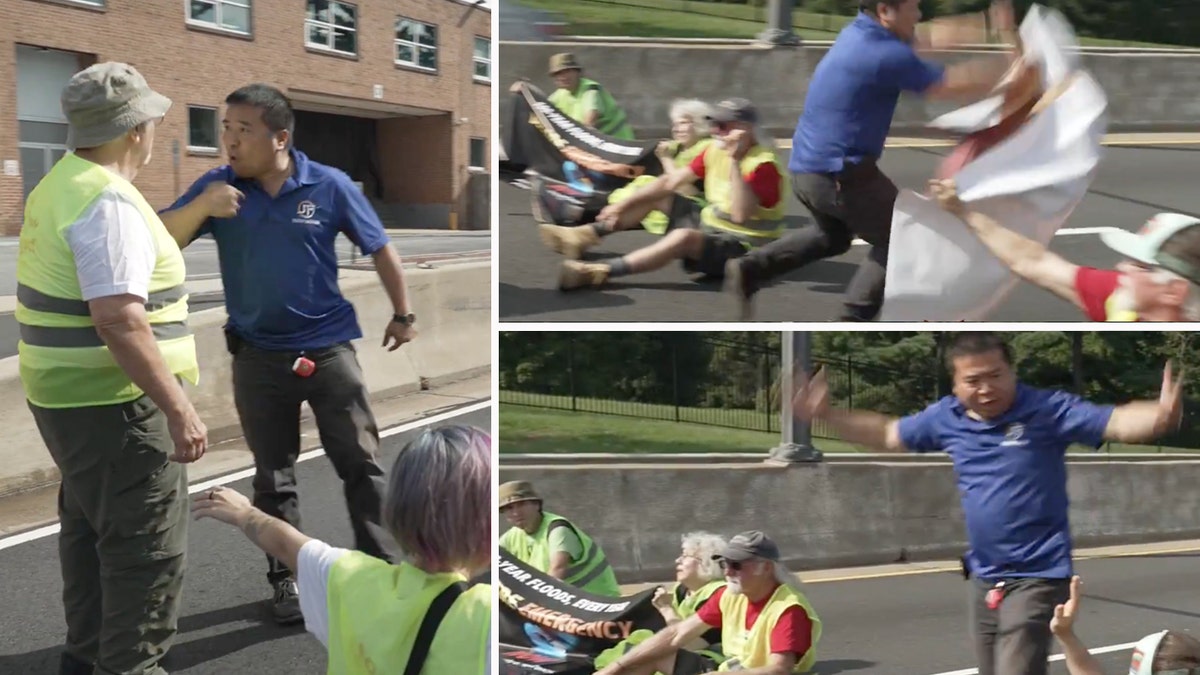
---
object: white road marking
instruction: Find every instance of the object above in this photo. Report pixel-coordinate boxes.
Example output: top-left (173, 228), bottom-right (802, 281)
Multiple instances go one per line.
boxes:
top-left (927, 640), bottom-right (1139, 675)
top-left (0, 399), bottom-right (491, 552)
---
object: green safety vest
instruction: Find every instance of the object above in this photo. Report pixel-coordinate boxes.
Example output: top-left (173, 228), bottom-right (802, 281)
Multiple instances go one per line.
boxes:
top-left (700, 142), bottom-right (787, 248)
top-left (594, 580), bottom-right (726, 675)
top-left (325, 551), bottom-right (490, 674)
top-left (548, 77), bottom-right (635, 140)
top-left (16, 152), bottom-right (199, 408)
top-left (718, 582), bottom-right (821, 673)
top-left (499, 510), bottom-right (621, 596)
top-left (607, 137), bottom-right (714, 236)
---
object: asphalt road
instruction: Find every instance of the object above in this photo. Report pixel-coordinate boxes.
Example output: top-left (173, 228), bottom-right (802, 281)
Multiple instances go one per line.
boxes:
top-left (796, 551), bottom-right (1200, 674)
top-left (0, 403), bottom-right (490, 675)
top-left (498, 143), bottom-right (1200, 322)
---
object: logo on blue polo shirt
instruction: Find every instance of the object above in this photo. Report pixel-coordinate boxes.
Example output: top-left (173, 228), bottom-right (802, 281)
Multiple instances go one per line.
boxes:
top-left (1001, 423), bottom-right (1028, 447)
top-left (294, 200), bottom-right (320, 225)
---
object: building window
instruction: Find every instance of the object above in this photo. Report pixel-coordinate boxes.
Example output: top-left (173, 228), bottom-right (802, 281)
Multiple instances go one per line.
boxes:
top-left (187, 0), bottom-right (251, 34)
top-left (473, 37), bottom-right (491, 82)
top-left (469, 137), bottom-right (486, 170)
top-left (18, 121), bottom-right (69, 198)
top-left (395, 18), bottom-right (437, 71)
top-left (306, 0), bottom-right (357, 55)
top-left (187, 106), bottom-right (219, 152)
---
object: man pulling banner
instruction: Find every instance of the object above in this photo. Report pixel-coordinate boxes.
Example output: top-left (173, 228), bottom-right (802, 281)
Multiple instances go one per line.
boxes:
top-left (499, 551), bottom-right (666, 675)
top-left (880, 4), bottom-right (1109, 321)
top-left (503, 82), bottom-right (663, 227)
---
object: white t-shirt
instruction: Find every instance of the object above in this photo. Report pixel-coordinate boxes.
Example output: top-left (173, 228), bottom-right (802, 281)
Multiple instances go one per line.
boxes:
top-left (295, 539), bottom-right (492, 675)
top-left (63, 188), bottom-right (158, 303)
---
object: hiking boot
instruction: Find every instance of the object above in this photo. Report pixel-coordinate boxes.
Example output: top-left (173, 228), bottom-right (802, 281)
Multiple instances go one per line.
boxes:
top-left (539, 223), bottom-right (601, 260)
top-left (724, 258), bottom-right (755, 321)
top-left (558, 261), bottom-right (610, 291)
top-left (271, 578), bottom-right (303, 625)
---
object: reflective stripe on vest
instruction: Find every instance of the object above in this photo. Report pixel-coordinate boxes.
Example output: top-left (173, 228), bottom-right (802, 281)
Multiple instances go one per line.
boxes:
top-left (17, 152), bottom-right (199, 409)
top-left (700, 143), bottom-right (787, 245)
top-left (718, 582), bottom-right (822, 673)
top-left (325, 552), bottom-right (489, 675)
top-left (544, 516), bottom-right (619, 594)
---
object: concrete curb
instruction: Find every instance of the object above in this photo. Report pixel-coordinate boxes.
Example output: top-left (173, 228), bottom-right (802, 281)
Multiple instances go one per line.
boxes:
top-left (0, 261), bottom-right (491, 499)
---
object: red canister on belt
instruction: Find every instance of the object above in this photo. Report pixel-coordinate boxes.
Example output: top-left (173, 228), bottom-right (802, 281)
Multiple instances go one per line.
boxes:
top-left (985, 582), bottom-right (1006, 610)
top-left (292, 356), bottom-right (316, 377)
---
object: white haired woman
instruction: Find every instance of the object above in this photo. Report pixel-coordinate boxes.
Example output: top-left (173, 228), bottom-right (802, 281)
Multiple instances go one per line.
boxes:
top-left (192, 424), bottom-right (491, 674)
top-left (606, 98), bottom-right (714, 236)
top-left (540, 99), bottom-right (715, 259)
top-left (593, 532), bottom-right (728, 673)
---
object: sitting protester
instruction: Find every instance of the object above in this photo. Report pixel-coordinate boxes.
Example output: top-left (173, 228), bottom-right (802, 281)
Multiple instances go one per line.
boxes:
top-left (1050, 575), bottom-right (1200, 675)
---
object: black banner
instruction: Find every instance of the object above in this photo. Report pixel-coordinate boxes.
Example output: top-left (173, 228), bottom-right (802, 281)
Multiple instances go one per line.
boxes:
top-left (500, 82), bottom-right (662, 190)
top-left (498, 551), bottom-right (666, 675)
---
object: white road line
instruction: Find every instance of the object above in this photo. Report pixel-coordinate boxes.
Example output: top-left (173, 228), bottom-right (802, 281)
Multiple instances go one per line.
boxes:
top-left (0, 399), bottom-right (491, 552)
top-left (927, 640), bottom-right (1140, 675)
top-left (851, 225), bottom-right (1119, 246)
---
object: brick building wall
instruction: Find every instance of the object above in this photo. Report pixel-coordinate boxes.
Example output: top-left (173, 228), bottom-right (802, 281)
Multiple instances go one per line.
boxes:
top-left (0, 0), bottom-right (492, 235)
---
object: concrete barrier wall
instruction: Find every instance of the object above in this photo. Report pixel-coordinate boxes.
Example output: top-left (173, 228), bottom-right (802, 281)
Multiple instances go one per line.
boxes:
top-left (498, 42), bottom-right (1200, 138)
top-left (0, 261), bottom-right (491, 497)
top-left (498, 459), bottom-right (1200, 583)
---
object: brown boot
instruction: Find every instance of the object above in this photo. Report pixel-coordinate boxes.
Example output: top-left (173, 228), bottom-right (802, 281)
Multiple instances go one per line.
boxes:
top-left (559, 260), bottom-right (611, 291)
top-left (539, 223), bottom-right (601, 260)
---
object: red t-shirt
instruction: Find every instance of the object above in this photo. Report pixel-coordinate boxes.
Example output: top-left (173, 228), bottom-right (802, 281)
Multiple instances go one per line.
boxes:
top-left (689, 148), bottom-right (782, 209)
top-left (694, 585), bottom-right (813, 661)
top-left (1074, 266), bottom-right (1123, 321)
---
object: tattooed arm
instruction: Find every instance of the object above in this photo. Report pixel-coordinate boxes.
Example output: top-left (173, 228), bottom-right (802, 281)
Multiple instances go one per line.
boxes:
top-left (192, 486), bottom-right (313, 572)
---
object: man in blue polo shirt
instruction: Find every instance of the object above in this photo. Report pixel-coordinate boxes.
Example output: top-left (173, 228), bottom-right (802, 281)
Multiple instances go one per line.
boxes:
top-left (159, 84), bottom-right (416, 624)
top-left (792, 332), bottom-right (1186, 675)
top-left (726, 0), bottom-right (1019, 321)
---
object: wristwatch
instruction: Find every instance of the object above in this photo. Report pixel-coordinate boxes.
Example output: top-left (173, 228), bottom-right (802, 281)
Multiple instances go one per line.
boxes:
top-left (392, 312), bottom-right (416, 326)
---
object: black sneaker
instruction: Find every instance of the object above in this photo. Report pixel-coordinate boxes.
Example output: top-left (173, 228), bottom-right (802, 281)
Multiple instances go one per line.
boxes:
top-left (59, 651), bottom-right (94, 675)
top-left (271, 578), bottom-right (303, 625)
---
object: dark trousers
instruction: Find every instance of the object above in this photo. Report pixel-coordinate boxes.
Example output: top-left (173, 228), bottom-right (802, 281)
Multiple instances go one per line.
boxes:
top-left (970, 577), bottom-right (1071, 675)
top-left (230, 338), bottom-right (391, 584)
top-left (30, 396), bottom-right (188, 675)
top-left (738, 161), bottom-right (898, 321)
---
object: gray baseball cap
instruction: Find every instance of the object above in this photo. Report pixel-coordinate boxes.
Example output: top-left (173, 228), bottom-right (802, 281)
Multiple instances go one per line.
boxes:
top-left (706, 97), bottom-right (759, 125)
top-left (61, 62), bottom-right (172, 150)
top-left (712, 530), bottom-right (781, 562)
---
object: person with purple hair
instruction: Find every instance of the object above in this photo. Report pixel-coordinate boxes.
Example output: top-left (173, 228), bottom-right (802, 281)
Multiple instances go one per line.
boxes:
top-left (192, 424), bottom-right (492, 674)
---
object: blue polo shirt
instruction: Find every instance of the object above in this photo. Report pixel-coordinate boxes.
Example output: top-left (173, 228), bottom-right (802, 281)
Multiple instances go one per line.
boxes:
top-left (897, 385), bottom-right (1114, 581)
top-left (790, 12), bottom-right (946, 174)
top-left (167, 149), bottom-right (390, 351)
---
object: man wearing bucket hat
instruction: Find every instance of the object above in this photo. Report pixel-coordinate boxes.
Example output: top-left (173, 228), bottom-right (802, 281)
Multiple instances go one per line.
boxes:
top-left (498, 480), bottom-right (621, 596)
top-left (546, 52), bottom-right (635, 140)
top-left (16, 62), bottom-right (205, 675)
top-left (932, 179), bottom-right (1200, 321)
top-left (594, 530), bottom-right (821, 675)
top-left (1048, 575), bottom-right (1200, 674)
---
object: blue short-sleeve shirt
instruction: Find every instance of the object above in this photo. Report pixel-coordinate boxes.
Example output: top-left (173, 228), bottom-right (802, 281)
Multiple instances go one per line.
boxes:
top-left (789, 12), bottom-right (946, 174)
top-left (897, 384), bottom-right (1115, 580)
top-left (166, 149), bottom-right (390, 351)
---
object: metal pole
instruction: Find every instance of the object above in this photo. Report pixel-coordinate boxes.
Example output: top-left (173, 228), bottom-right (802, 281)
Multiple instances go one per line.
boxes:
top-left (769, 331), bottom-right (823, 463)
top-left (756, 0), bottom-right (801, 48)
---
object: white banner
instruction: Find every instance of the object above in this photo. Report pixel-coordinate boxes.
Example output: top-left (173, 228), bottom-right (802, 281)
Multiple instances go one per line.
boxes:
top-left (879, 4), bottom-right (1109, 321)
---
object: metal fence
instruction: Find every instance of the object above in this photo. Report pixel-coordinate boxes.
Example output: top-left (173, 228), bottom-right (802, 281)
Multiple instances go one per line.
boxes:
top-left (498, 334), bottom-right (937, 441)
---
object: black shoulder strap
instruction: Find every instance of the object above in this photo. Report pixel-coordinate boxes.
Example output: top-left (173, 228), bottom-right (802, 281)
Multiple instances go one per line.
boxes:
top-left (403, 581), bottom-right (470, 675)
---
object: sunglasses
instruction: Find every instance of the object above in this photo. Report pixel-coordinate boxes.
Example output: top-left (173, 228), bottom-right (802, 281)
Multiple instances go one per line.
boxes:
top-left (709, 120), bottom-right (733, 134)
top-left (717, 558), bottom-right (745, 571)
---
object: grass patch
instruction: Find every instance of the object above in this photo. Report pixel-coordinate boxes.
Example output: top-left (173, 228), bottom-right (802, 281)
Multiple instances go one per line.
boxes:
top-left (515, 0), bottom-right (1179, 47)
top-left (500, 399), bottom-right (1196, 455)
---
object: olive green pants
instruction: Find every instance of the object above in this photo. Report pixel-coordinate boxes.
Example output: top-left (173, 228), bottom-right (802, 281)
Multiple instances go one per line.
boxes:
top-left (30, 395), bottom-right (189, 675)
